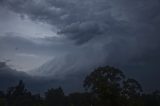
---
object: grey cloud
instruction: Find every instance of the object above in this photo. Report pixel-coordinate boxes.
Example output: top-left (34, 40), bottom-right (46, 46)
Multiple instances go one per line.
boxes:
top-left (0, 33), bottom-right (77, 71)
top-left (0, 33), bottom-right (74, 56)
top-left (0, 0), bottom-right (160, 92)
top-left (31, 48), bottom-right (107, 78)
top-left (59, 21), bottom-right (105, 44)
top-left (0, 62), bottom-right (83, 93)
top-left (0, 0), bottom-right (113, 44)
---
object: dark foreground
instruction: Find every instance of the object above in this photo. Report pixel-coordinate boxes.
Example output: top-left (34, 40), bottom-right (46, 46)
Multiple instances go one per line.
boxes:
top-left (0, 66), bottom-right (160, 106)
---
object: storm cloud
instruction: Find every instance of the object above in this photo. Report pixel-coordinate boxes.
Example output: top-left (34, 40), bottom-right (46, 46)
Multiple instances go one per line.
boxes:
top-left (0, 0), bottom-right (160, 92)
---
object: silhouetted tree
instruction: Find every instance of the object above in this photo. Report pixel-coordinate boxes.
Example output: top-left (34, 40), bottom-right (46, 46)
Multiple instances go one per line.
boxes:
top-left (0, 65), bottom-right (159, 106)
top-left (0, 90), bottom-right (5, 97)
top-left (83, 66), bottom-right (144, 106)
top-left (6, 80), bottom-right (33, 106)
top-left (84, 66), bottom-right (125, 106)
top-left (142, 90), bottom-right (160, 106)
top-left (121, 79), bottom-right (143, 106)
top-left (68, 92), bottom-right (93, 106)
top-left (45, 87), bottom-right (67, 106)
top-left (0, 90), bottom-right (6, 106)
top-left (122, 79), bottom-right (142, 98)
top-left (31, 94), bottom-right (45, 106)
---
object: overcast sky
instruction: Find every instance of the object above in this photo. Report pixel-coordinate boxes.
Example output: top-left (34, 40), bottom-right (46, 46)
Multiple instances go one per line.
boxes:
top-left (0, 0), bottom-right (160, 92)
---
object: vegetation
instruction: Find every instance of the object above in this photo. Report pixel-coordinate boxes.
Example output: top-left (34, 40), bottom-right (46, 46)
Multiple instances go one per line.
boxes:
top-left (0, 66), bottom-right (159, 106)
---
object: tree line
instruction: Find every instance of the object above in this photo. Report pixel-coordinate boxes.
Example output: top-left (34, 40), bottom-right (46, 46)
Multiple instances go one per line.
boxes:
top-left (0, 66), bottom-right (160, 106)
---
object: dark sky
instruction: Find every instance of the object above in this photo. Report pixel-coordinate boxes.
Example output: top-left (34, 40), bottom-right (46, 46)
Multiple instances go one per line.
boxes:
top-left (0, 0), bottom-right (160, 93)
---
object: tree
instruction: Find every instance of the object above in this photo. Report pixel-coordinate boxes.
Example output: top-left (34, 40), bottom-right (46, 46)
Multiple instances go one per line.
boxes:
top-left (122, 79), bottom-right (142, 98)
top-left (83, 66), bottom-right (144, 106)
top-left (0, 90), bottom-right (6, 106)
top-left (68, 92), bottom-right (93, 106)
top-left (83, 66), bottom-right (125, 106)
top-left (6, 80), bottom-right (33, 106)
top-left (121, 79), bottom-right (143, 106)
top-left (142, 90), bottom-right (160, 106)
top-left (45, 87), bottom-right (67, 106)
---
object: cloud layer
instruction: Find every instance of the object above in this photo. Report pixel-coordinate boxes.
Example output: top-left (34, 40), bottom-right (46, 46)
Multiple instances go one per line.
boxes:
top-left (0, 0), bottom-right (160, 92)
